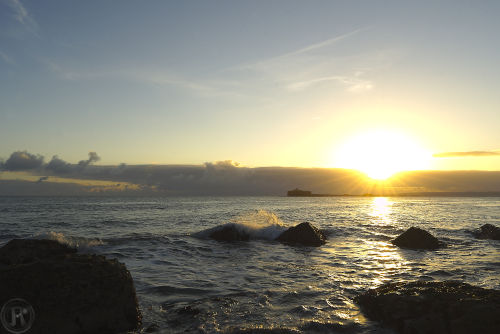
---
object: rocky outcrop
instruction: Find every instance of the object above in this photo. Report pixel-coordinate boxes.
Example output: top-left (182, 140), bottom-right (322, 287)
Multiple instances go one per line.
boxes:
top-left (276, 222), bottom-right (326, 246)
top-left (209, 224), bottom-right (250, 241)
top-left (0, 238), bottom-right (76, 265)
top-left (0, 239), bottom-right (141, 334)
top-left (473, 224), bottom-right (500, 240)
top-left (206, 222), bottom-right (327, 246)
top-left (391, 227), bottom-right (442, 250)
top-left (355, 280), bottom-right (500, 334)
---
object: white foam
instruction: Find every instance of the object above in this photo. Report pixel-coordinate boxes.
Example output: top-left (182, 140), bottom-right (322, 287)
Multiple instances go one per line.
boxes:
top-left (33, 231), bottom-right (104, 249)
top-left (194, 210), bottom-right (289, 241)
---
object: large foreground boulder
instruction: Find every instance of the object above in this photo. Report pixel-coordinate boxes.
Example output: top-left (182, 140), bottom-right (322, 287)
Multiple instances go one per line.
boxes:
top-left (276, 222), bottom-right (326, 246)
top-left (355, 281), bottom-right (500, 334)
top-left (0, 238), bottom-right (76, 265)
top-left (391, 227), bottom-right (442, 250)
top-left (473, 224), bottom-right (500, 240)
top-left (0, 239), bottom-right (141, 334)
top-left (209, 224), bottom-right (250, 241)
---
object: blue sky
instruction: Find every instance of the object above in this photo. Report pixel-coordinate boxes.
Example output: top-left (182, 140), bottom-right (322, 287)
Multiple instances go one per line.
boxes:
top-left (1, 0), bottom-right (499, 170)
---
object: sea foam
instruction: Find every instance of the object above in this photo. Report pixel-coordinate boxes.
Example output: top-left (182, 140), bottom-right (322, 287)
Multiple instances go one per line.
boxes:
top-left (193, 210), bottom-right (289, 241)
top-left (33, 231), bottom-right (104, 249)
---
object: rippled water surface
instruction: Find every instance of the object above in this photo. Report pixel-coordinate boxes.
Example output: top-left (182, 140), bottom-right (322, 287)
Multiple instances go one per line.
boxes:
top-left (1, 196), bottom-right (499, 333)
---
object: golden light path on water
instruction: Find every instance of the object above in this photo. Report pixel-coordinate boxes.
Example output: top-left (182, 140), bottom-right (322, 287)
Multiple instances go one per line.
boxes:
top-left (316, 197), bottom-right (412, 325)
top-left (363, 197), bottom-right (408, 287)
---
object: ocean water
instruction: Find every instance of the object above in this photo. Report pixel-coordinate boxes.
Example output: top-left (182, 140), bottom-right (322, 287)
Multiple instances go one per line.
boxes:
top-left (0, 196), bottom-right (499, 333)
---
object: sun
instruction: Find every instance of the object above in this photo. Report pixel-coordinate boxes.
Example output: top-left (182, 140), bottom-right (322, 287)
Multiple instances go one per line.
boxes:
top-left (334, 129), bottom-right (431, 180)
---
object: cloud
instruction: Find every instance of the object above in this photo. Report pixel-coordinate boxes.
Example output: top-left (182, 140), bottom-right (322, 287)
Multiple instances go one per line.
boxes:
top-left (46, 155), bottom-right (72, 173)
top-left (433, 151), bottom-right (500, 158)
top-left (3, 151), bottom-right (44, 170)
top-left (3, 150), bottom-right (500, 196)
top-left (230, 28), bottom-right (375, 94)
top-left (286, 75), bottom-right (373, 92)
top-left (5, 0), bottom-right (38, 33)
top-left (78, 152), bottom-right (100, 167)
top-left (243, 29), bottom-right (364, 68)
top-left (44, 60), bottom-right (243, 99)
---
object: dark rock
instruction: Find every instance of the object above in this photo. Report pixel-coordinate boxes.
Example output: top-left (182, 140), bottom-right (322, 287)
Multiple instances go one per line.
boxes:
top-left (209, 224), bottom-right (250, 241)
top-left (355, 280), bottom-right (500, 334)
top-left (0, 238), bottom-right (76, 265)
top-left (145, 323), bottom-right (160, 332)
top-left (391, 227), bottom-right (442, 250)
top-left (0, 239), bottom-right (141, 334)
top-left (473, 224), bottom-right (500, 240)
top-left (276, 222), bottom-right (326, 246)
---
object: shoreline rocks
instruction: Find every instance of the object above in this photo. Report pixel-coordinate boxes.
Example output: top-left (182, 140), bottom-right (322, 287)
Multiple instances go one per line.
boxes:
top-left (207, 222), bottom-right (327, 246)
top-left (355, 280), bottom-right (500, 334)
top-left (209, 224), bottom-right (250, 241)
top-left (391, 227), bottom-right (443, 250)
top-left (0, 239), bottom-right (142, 334)
top-left (0, 238), bottom-right (76, 265)
top-left (473, 224), bottom-right (500, 240)
top-left (276, 222), bottom-right (326, 246)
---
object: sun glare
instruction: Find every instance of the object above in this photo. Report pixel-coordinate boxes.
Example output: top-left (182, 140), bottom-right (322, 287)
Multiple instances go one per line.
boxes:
top-left (334, 129), bottom-right (431, 180)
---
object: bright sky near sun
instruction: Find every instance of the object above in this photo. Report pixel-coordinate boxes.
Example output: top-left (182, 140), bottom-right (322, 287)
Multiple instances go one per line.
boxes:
top-left (1, 0), bottom-right (499, 174)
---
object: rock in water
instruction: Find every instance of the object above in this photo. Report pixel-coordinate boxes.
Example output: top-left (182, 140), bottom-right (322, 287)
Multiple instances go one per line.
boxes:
top-left (473, 224), bottom-right (500, 240)
top-left (0, 239), bottom-right (141, 334)
top-left (391, 226), bottom-right (441, 250)
top-left (355, 280), bottom-right (500, 334)
top-left (276, 222), bottom-right (326, 246)
top-left (209, 224), bottom-right (250, 241)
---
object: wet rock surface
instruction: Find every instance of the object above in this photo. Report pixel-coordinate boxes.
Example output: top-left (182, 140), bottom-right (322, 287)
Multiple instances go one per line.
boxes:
top-left (276, 222), bottom-right (326, 246)
top-left (391, 226), bottom-right (442, 250)
top-left (473, 223), bottom-right (500, 240)
top-left (0, 238), bottom-right (76, 265)
top-left (209, 224), bottom-right (250, 241)
top-left (0, 239), bottom-right (141, 334)
top-left (355, 280), bottom-right (500, 334)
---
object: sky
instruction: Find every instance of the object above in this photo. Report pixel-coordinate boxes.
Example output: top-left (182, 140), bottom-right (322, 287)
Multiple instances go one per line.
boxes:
top-left (1, 0), bottom-right (500, 174)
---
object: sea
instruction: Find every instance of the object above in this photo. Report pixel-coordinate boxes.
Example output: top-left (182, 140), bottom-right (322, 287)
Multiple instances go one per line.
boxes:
top-left (0, 196), bottom-right (499, 333)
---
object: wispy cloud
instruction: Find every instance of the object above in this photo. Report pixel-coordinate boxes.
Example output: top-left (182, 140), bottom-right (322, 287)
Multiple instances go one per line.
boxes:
top-left (230, 28), bottom-right (375, 94)
top-left (45, 60), bottom-right (243, 98)
top-left (240, 28), bottom-right (364, 69)
top-left (433, 150), bottom-right (500, 158)
top-left (5, 0), bottom-right (38, 34)
top-left (286, 74), bottom-right (373, 93)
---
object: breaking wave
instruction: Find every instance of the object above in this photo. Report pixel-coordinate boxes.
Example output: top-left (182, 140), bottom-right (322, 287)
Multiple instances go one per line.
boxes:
top-left (193, 210), bottom-right (289, 241)
top-left (33, 231), bottom-right (105, 249)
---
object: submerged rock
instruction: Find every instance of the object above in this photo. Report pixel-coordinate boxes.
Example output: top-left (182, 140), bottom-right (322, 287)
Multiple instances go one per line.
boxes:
top-left (391, 226), bottom-right (442, 250)
top-left (473, 224), bottom-right (500, 240)
top-left (355, 280), bottom-right (500, 334)
top-left (209, 224), bottom-right (250, 241)
top-left (0, 239), bottom-right (141, 334)
top-left (276, 222), bottom-right (326, 246)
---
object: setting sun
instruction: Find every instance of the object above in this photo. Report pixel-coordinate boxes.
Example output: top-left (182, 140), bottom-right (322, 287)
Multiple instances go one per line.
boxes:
top-left (335, 129), bottom-right (432, 180)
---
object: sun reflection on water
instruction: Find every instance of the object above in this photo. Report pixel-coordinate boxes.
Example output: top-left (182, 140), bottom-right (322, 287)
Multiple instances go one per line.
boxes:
top-left (369, 197), bottom-right (393, 225)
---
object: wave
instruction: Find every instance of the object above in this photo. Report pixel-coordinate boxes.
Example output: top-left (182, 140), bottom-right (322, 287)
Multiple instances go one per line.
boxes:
top-left (104, 233), bottom-right (171, 245)
top-left (192, 210), bottom-right (288, 241)
top-left (145, 285), bottom-right (214, 296)
top-left (33, 231), bottom-right (104, 249)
